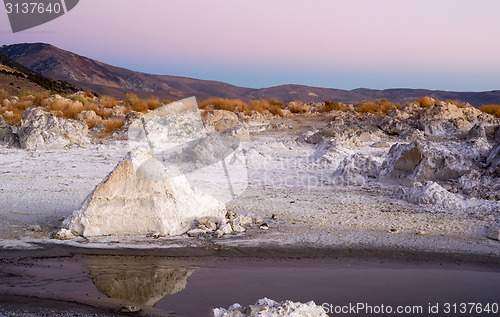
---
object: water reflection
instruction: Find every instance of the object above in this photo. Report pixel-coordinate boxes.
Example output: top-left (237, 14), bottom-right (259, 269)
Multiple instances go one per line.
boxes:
top-left (86, 256), bottom-right (195, 306)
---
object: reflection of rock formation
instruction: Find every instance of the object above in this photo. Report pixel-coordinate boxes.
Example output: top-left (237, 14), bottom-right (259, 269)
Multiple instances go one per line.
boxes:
top-left (86, 256), bottom-right (195, 307)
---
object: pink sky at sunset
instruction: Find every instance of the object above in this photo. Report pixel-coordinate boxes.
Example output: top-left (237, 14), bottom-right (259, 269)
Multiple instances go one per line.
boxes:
top-left (1, 0), bottom-right (499, 91)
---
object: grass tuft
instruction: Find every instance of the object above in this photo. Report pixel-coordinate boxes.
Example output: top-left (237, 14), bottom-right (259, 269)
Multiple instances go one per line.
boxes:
top-left (478, 104), bottom-right (500, 117)
top-left (416, 96), bottom-right (434, 108)
top-left (102, 117), bottom-right (125, 133)
top-left (320, 100), bottom-right (348, 112)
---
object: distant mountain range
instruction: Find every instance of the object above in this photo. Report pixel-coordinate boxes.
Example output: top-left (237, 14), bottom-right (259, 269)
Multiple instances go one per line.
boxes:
top-left (1, 42), bottom-right (499, 106)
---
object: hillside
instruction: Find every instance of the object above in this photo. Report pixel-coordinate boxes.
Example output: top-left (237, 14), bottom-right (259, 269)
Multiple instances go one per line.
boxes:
top-left (0, 52), bottom-right (79, 96)
top-left (1, 43), bottom-right (499, 106)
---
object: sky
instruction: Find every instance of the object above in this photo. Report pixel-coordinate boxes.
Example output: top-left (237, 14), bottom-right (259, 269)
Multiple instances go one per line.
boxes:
top-left (1, 0), bottom-right (499, 91)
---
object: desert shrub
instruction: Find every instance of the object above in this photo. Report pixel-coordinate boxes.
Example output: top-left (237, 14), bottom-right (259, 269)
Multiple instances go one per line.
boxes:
top-left (288, 102), bottom-right (308, 114)
top-left (67, 94), bottom-right (87, 105)
top-left (2, 109), bottom-right (22, 125)
top-left (84, 116), bottom-right (102, 129)
top-left (83, 91), bottom-right (95, 99)
top-left (95, 107), bottom-right (113, 119)
top-left (268, 104), bottom-right (286, 117)
top-left (100, 96), bottom-right (118, 108)
top-left (320, 100), bottom-right (347, 112)
top-left (32, 91), bottom-right (50, 107)
top-left (83, 102), bottom-right (99, 113)
top-left (162, 99), bottom-right (173, 105)
top-left (124, 93), bottom-right (148, 112)
top-left (248, 99), bottom-right (286, 117)
top-left (268, 98), bottom-right (283, 107)
top-left (247, 100), bottom-right (266, 114)
top-left (146, 98), bottom-right (161, 111)
top-left (478, 104), bottom-right (500, 117)
top-left (416, 96), bottom-right (434, 108)
top-left (44, 98), bottom-right (84, 119)
top-left (102, 117), bottom-right (125, 133)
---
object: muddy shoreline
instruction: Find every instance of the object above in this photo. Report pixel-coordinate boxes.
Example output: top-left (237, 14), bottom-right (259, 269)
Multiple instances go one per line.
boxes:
top-left (1, 248), bottom-right (499, 317)
top-left (2, 242), bottom-right (500, 267)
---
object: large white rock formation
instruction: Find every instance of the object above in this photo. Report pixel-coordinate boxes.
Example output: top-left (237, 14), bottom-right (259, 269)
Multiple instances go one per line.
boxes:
top-left (65, 147), bottom-right (226, 237)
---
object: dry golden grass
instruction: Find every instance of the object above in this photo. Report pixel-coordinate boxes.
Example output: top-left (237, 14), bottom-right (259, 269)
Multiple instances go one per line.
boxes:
top-left (82, 116), bottom-right (102, 129)
top-left (66, 94), bottom-right (87, 106)
top-left (250, 99), bottom-right (286, 117)
top-left (288, 102), bottom-right (309, 114)
top-left (83, 91), bottom-right (95, 99)
top-left (102, 117), bottom-right (125, 133)
top-left (124, 93), bottom-right (150, 112)
top-left (319, 100), bottom-right (349, 112)
top-left (100, 96), bottom-right (118, 108)
top-left (268, 98), bottom-right (283, 107)
top-left (146, 98), bottom-right (162, 111)
top-left (95, 107), bottom-right (113, 119)
top-left (202, 98), bottom-right (248, 112)
top-left (44, 98), bottom-right (84, 119)
top-left (355, 99), bottom-right (399, 115)
top-left (267, 104), bottom-right (286, 117)
top-left (417, 96), bottom-right (434, 108)
top-left (478, 104), bottom-right (500, 117)
top-left (200, 97), bottom-right (286, 117)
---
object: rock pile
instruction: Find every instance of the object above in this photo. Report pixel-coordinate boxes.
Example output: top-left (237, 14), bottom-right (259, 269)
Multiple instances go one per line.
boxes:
top-left (18, 107), bottom-right (89, 150)
top-left (187, 211), bottom-right (255, 238)
top-left (311, 101), bottom-right (500, 202)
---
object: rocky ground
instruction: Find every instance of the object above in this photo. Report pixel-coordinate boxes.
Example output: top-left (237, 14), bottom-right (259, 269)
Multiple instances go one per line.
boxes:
top-left (0, 96), bottom-right (499, 258)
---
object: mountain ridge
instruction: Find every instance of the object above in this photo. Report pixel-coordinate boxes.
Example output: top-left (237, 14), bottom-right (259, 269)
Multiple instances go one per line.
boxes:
top-left (1, 42), bottom-right (499, 106)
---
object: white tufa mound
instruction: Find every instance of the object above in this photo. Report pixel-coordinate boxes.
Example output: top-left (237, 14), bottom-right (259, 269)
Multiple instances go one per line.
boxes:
top-left (212, 298), bottom-right (328, 317)
top-left (63, 147), bottom-right (226, 237)
top-left (18, 107), bottom-right (89, 150)
top-left (406, 181), bottom-right (463, 209)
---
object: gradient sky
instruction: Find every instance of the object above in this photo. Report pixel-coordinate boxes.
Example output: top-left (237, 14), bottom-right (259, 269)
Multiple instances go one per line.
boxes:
top-left (1, 0), bottom-right (499, 91)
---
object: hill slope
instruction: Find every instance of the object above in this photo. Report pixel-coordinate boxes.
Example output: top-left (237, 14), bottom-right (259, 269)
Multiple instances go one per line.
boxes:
top-left (0, 52), bottom-right (79, 96)
top-left (1, 43), bottom-right (499, 106)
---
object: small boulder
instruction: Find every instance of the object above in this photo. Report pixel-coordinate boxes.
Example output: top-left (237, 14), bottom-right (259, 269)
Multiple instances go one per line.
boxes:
top-left (54, 228), bottom-right (75, 240)
top-left (215, 223), bottom-right (233, 238)
top-left (205, 110), bottom-right (240, 132)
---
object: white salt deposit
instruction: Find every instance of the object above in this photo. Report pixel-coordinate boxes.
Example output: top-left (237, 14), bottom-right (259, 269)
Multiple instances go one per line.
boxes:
top-left (331, 153), bottom-right (382, 186)
top-left (212, 297), bottom-right (328, 317)
top-left (406, 181), bottom-right (463, 209)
